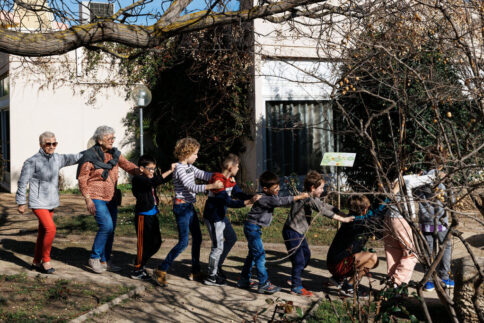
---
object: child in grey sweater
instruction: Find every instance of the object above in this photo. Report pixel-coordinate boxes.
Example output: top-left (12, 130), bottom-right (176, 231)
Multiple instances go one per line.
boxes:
top-left (238, 171), bottom-right (308, 294)
top-left (283, 171), bottom-right (353, 296)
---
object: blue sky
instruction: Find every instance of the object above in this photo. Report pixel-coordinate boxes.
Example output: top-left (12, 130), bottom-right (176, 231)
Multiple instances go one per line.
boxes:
top-left (63, 0), bottom-right (240, 25)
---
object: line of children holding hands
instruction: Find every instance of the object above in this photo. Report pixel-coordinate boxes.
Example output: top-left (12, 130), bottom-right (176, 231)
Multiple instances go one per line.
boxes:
top-left (130, 137), bottom-right (453, 297)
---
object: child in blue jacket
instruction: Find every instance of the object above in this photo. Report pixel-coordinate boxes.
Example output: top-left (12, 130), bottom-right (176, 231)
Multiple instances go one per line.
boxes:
top-left (203, 154), bottom-right (260, 286)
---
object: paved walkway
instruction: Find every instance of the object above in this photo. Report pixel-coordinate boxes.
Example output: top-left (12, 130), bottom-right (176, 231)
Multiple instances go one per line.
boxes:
top-left (1, 193), bottom-right (482, 322)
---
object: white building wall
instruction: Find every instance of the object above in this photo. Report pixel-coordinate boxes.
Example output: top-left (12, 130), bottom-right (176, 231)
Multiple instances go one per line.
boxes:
top-left (7, 52), bottom-right (134, 193)
top-left (242, 9), bottom-right (343, 184)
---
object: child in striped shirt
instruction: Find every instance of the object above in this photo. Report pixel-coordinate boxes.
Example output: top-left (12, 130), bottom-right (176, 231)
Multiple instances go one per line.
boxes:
top-left (154, 137), bottom-right (223, 286)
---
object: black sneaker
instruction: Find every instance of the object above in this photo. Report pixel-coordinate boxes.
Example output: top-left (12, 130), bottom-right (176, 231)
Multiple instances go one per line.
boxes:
top-left (328, 276), bottom-right (344, 290)
top-left (130, 269), bottom-right (151, 281)
top-left (217, 268), bottom-right (227, 281)
top-left (204, 275), bottom-right (225, 286)
top-left (215, 275), bottom-right (226, 286)
top-left (340, 281), bottom-right (369, 299)
top-left (340, 281), bottom-right (354, 297)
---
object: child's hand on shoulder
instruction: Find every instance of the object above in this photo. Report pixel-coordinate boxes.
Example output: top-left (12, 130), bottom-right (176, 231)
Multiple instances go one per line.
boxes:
top-left (230, 176), bottom-right (236, 183)
top-left (294, 192), bottom-right (310, 201)
top-left (342, 216), bottom-right (355, 223)
top-left (249, 194), bottom-right (262, 204)
top-left (171, 163), bottom-right (177, 172)
top-left (333, 214), bottom-right (354, 223)
top-left (208, 180), bottom-right (224, 190)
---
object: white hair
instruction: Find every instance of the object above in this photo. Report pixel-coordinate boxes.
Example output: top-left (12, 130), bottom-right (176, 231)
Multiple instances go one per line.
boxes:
top-left (39, 131), bottom-right (55, 145)
top-left (93, 125), bottom-right (115, 144)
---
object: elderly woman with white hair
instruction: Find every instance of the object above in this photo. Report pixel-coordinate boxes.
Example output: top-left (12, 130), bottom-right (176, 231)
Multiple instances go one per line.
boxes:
top-left (16, 131), bottom-right (82, 274)
top-left (77, 125), bottom-right (139, 274)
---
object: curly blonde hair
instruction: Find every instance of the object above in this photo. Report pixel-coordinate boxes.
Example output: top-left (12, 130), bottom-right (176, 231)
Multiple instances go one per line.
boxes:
top-left (174, 137), bottom-right (200, 161)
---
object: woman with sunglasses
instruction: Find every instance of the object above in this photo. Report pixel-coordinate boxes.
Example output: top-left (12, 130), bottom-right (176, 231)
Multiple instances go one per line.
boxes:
top-left (16, 131), bottom-right (82, 274)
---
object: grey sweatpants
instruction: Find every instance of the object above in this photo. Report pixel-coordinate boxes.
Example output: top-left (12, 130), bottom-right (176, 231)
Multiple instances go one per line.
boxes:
top-left (424, 230), bottom-right (451, 281)
top-left (205, 217), bottom-right (238, 276)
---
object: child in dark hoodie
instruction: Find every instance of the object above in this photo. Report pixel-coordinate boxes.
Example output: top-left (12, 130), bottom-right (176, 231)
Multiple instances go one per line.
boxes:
top-left (130, 155), bottom-right (175, 280)
top-left (327, 195), bottom-right (381, 297)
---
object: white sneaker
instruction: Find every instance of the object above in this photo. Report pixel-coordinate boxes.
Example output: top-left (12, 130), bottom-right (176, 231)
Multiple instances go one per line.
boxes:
top-left (101, 261), bottom-right (121, 272)
top-left (88, 258), bottom-right (105, 274)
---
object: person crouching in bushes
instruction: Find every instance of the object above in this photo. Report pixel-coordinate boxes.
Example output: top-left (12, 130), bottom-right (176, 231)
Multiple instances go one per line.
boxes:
top-left (153, 137), bottom-right (223, 286)
top-left (203, 153), bottom-right (261, 286)
top-left (327, 195), bottom-right (379, 298)
top-left (130, 155), bottom-right (176, 280)
top-left (283, 170), bottom-right (354, 296)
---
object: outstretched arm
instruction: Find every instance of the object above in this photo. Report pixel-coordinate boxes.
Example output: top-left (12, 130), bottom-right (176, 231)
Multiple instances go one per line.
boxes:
top-left (267, 192), bottom-right (309, 207)
top-left (176, 166), bottom-right (222, 193)
top-left (118, 154), bottom-right (140, 175)
top-left (192, 165), bottom-right (212, 182)
top-left (294, 192), bottom-right (310, 201)
top-left (60, 152), bottom-right (83, 167)
top-left (160, 163), bottom-right (177, 180)
top-left (231, 184), bottom-right (254, 201)
top-left (311, 198), bottom-right (354, 223)
top-left (214, 191), bottom-right (246, 208)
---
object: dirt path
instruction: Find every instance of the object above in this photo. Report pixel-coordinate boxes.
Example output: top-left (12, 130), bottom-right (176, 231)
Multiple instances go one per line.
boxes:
top-left (1, 193), bottom-right (483, 322)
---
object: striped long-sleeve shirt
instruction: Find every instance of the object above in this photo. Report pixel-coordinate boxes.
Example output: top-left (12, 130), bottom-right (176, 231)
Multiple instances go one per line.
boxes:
top-left (173, 163), bottom-right (212, 203)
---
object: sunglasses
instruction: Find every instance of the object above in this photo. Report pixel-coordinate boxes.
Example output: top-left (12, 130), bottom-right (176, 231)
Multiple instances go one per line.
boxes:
top-left (144, 167), bottom-right (156, 172)
top-left (44, 142), bottom-right (58, 147)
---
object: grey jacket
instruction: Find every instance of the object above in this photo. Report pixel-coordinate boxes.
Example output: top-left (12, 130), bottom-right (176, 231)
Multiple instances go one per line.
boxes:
top-left (285, 197), bottom-right (338, 235)
top-left (16, 149), bottom-right (82, 209)
top-left (246, 193), bottom-right (294, 227)
top-left (415, 169), bottom-right (454, 232)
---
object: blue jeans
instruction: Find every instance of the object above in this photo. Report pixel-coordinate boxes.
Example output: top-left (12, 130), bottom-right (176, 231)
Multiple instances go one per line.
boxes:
top-left (91, 199), bottom-right (118, 262)
top-left (159, 203), bottom-right (202, 273)
top-left (424, 231), bottom-right (451, 281)
top-left (282, 226), bottom-right (310, 288)
top-left (240, 222), bottom-right (268, 286)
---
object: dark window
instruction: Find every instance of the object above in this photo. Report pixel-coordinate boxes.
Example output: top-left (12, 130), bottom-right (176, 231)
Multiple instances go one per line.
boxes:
top-left (89, 3), bottom-right (114, 22)
top-left (266, 101), bottom-right (335, 176)
top-left (0, 109), bottom-right (10, 174)
top-left (0, 76), bottom-right (8, 97)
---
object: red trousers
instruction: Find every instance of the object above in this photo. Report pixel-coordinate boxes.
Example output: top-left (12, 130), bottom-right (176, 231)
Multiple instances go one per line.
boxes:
top-left (32, 209), bottom-right (56, 263)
